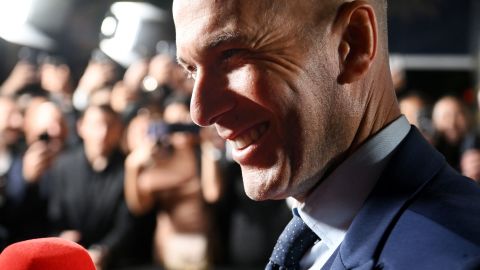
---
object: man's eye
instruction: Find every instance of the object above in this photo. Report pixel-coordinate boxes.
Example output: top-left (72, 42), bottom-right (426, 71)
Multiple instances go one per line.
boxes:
top-left (185, 66), bottom-right (197, 80)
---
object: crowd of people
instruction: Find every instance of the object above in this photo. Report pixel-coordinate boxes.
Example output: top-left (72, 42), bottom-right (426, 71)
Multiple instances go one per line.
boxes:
top-left (0, 47), bottom-right (478, 270)
top-left (398, 91), bottom-right (480, 183)
top-left (0, 0), bottom-right (479, 269)
top-left (0, 49), bottom-right (292, 270)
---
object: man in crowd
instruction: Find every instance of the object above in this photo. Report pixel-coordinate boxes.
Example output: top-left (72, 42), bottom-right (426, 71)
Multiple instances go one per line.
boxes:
top-left (48, 104), bottom-right (153, 270)
top-left (432, 96), bottom-right (477, 168)
top-left (0, 97), bottom-right (68, 246)
top-left (0, 95), bottom-right (24, 248)
top-left (398, 91), bottom-right (435, 143)
top-left (173, 0), bottom-right (480, 269)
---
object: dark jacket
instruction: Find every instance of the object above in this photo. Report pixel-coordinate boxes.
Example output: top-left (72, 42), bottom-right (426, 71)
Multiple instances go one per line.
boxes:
top-left (324, 128), bottom-right (480, 270)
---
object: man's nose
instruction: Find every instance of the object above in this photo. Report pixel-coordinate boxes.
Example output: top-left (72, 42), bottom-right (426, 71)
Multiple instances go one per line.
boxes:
top-left (190, 68), bottom-right (235, 126)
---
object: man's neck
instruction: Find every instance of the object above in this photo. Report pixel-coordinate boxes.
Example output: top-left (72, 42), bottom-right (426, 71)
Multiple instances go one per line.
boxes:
top-left (348, 69), bottom-right (401, 156)
top-left (350, 109), bottom-right (401, 155)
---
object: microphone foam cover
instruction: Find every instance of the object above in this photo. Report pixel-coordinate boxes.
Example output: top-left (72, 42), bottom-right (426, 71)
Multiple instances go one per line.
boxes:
top-left (0, 237), bottom-right (96, 270)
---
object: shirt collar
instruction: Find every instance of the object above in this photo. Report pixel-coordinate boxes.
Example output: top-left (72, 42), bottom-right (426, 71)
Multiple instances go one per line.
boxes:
top-left (297, 116), bottom-right (410, 249)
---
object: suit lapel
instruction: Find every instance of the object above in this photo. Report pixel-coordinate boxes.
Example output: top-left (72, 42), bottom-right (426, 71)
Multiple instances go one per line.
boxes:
top-left (327, 128), bottom-right (446, 270)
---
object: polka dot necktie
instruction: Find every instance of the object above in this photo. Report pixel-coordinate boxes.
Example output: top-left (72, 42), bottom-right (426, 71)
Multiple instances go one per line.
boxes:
top-left (266, 210), bottom-right (319, 270)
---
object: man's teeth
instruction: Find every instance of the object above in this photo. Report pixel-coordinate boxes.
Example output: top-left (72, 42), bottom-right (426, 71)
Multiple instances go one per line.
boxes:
top-left (231, 123), bottom-right (268, 149)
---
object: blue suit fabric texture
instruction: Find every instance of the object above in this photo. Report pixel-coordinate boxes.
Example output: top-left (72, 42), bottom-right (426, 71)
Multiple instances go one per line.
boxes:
top-left (319, 127), bottom-right (480, 270)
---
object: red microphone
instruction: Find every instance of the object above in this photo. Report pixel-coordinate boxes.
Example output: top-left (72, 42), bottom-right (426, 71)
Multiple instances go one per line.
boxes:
top-left (0, 237), bottom-right (96, 270)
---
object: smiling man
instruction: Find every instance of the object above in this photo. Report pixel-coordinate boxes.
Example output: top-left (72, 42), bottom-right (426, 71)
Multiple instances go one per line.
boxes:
top-left (173, 0), bottom-right (480, 269)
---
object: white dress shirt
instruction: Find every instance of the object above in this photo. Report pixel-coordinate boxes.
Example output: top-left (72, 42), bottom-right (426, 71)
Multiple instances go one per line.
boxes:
top-left (297, 116), bottom-right (411, 269)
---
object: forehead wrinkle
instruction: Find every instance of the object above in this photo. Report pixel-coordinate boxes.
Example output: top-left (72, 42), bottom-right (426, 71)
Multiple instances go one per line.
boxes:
top-left (175, 0), bottom-right (318, 65)
top-left (204, 31), bottom-right (246, 50)
top-left (177, 30), bottom-right (246, 67)
top-left (176, 35), bottom-right (237, 69)
top-left (178, 19), bottom-right (253, 66)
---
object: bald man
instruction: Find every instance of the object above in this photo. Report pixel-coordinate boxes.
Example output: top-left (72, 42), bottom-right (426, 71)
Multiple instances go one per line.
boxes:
top-left (173, 0), bottom-right (480, 269)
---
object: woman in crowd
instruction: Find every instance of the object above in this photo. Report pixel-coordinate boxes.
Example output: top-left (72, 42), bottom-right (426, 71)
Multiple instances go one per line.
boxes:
top-left (124, 95), bottom-right (222, 270)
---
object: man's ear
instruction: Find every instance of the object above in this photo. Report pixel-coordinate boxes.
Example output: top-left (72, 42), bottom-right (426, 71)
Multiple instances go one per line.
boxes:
top-left (336, 1), bottom-right (378, 84)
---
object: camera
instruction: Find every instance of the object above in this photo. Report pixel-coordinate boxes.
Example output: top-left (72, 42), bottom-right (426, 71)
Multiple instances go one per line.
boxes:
top-left (148, 121), bottom-right (200, 141)
top-left (147, 121), bottom-right (200, 155)
top-left (38, 132), bottom-right (51, 143)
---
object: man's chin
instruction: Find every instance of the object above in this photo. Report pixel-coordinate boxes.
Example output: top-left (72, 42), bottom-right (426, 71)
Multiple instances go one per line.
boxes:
top-left (243, 186), bottom-right (275, 201)
top-left (241, 166), bottom-right (290, 201)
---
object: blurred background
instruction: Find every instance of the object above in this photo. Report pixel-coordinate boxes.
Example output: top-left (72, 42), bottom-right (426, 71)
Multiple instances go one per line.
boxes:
top-left (0, 0), bottom-right (479, 270)
top-left (388, 0), bottom-right (480, 101)
top-left (0, 0), bottom-right (174, 82)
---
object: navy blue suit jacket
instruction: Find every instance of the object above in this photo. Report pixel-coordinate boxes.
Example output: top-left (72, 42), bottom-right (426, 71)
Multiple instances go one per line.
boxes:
top-left (323, 127), bottom-right (480, 270)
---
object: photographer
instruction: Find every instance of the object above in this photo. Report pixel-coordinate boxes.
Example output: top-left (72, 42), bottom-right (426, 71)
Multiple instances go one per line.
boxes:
top-left (1, 47), bottom-right (80, 148)
top-left (1, 97), bottom-right (68, 245)
top-left (0, 95), bottom-right (25, 248)
top-left (1, 48), bottom-right (73, 98)
top-left (124, 95), bottom-right (215, 270)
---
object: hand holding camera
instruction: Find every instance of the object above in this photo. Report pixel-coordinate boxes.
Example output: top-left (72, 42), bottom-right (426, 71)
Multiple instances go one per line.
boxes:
top-left (147, 120), bottom-right (200, 155)
top-left (22, 132), bottom-right (62, 183)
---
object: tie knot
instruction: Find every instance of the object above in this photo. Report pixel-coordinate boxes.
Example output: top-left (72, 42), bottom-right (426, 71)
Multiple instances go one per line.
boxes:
top-left (267, 213), bottom-right (319, 269)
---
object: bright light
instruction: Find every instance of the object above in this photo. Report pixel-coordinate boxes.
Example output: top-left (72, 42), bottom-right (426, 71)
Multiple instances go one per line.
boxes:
top-left (99, 2), bottom-right (169, 67)
top-left (142, 75), bottom-right (158, 92)
top-left (0, 0), bottom-right (54, 49)
top-left (101, 16), bottom-right (117, 37)
top-left (111, 2), bottom-right (166, 20)
top-left (111, 19), bottom-right (139, 54)
top-left (0, 0), bottom-right (33, 27)
top-left (99, 18), bottom-right (140, 67)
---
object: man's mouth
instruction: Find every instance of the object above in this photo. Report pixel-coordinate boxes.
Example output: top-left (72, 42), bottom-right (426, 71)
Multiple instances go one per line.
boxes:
top-left (229, 122), bottom-right (269, 150)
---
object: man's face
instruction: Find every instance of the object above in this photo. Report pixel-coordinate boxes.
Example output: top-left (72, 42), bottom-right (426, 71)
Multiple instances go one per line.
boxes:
top-left (399, 96), bottom-right (424, 128)
top-left (174, 0), bottom-right (357, 200)
top-left (24, 101), bottom-right (67, 146)
top-left (433, 98), bottom-right (468, 144)
top-left (79, 107), bottom-right (122, 158)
